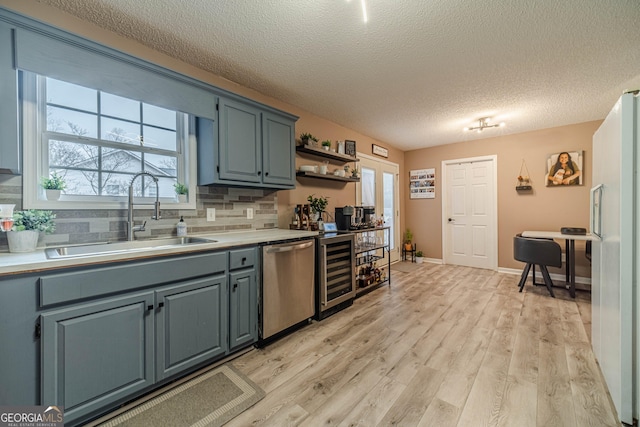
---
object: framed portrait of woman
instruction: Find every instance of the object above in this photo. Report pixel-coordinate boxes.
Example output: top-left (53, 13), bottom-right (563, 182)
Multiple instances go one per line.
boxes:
top-left (546, 151), bottom-right (583, 186)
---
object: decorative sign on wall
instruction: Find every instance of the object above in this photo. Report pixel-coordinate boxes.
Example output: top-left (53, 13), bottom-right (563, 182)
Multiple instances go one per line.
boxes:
top-left (410, 168), bottom-right (435, 199)
top-left (372, 144), bottom-right (388, 158)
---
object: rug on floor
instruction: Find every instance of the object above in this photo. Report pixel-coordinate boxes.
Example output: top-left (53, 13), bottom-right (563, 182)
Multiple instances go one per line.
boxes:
top-left (99, 364), bottom-right (264, 427)
top-left (391, 261), bottom-right (422, 273)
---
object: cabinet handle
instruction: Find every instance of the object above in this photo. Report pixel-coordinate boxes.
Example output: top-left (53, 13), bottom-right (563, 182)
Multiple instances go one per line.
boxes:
top-left (147, 304), bottom-right (154, 311)
top-left (233, 283), bottom-right (238, 291)
top-left (257, 171), bottom-right (262, 176)
top-left (158, 302), bottom-right (165, 308)
top-left (265, 172), bottom-right (269, 176)
top-left (242, 257), bottom-right (247, 264)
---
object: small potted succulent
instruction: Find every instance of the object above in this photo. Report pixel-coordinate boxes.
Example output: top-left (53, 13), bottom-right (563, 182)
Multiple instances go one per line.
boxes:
top-left (321, 140), bottom-right (332, 151)
top-left (416, 250), bottom-right (424, 264)
top-left (6, 209), bottom-right (56, 253)
top-left (174, 182), bottom-right (188, 203)
top-left (41, 171), bottom-right (66, 201)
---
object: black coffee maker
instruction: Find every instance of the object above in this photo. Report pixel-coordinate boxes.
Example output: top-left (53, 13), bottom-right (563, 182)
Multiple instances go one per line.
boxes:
top-left (335, 206), bottom-right (355, 231)
top-left (361, 206), bottom-right (375, 225)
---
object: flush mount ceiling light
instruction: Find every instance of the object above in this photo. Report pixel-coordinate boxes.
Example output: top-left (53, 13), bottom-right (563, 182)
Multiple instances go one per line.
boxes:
top-left (463, 117), bottom-right (506, 133)
top-left (346, 0), bottom-right (368, 23)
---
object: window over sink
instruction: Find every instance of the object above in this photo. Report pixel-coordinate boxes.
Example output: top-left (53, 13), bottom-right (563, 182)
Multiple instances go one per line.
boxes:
top-left (21, 73), bottom-right (196, 209)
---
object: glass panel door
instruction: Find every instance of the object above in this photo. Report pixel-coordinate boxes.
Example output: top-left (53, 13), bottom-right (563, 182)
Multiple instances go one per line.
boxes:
top-left (361, 167), bottom-right (376, 206)
top-left (356, 156), bottom-right (400, 263)
top-left (383, 171), bottom-right (395, 251)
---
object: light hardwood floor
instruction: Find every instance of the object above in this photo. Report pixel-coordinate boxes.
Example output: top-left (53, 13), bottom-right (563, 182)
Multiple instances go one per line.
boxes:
top-left (227, 262), bottom-right (621, 427)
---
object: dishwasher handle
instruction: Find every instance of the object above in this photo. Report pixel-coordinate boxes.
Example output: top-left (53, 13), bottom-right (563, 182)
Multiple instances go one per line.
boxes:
top-left (265, 240), bottom-right (314, 253)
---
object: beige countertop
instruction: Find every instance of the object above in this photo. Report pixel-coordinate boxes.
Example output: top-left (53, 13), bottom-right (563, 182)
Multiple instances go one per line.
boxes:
top-left (0, 229), bottom-right (318, 275)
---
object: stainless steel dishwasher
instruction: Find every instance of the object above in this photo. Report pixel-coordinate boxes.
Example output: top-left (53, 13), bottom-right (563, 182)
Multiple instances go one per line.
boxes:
top-left (261, 239), bottom-right (315, 341)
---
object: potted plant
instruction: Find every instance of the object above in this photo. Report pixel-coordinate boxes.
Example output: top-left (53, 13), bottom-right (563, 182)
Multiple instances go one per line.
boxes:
top-left (416, 250), bottom-right (424, 264)
top-left (300, 133), bottom-right (319, 147)
top-left (351, 166), bottom-right (360, 179)
top-left (321, 140), bottom-right (332, 151)
top-left (41, 171), bottom-right (66, 201)
top-left (403, 228), bottom-right (413, 251)
top-left (174, 182), bottom-right (188, 203)
top-left (307, 194), bottom-right (328, 221)
top-left (6, 209), bottom-right (56, 253)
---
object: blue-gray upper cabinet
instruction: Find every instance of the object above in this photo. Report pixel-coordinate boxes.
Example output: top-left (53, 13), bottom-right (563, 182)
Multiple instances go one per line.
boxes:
top-left (41, 291), bottom-right (155, 423)
top-left (218, 97), bottom-right (262, 184)
top-left (155, 275), bottom-right (228, 380)
top-left (198, 97), bottom-right (297, 189)
top-left (228, 248), bottom-right (258, 351)
top-left (262, 112), bottom-right (296, 187)
top-left (0, 21), bottom-right (20, 174)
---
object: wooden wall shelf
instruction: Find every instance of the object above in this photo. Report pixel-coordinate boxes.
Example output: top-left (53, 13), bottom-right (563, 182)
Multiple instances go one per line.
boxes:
top-left (296, 171), bottom-right (360, 182)
top-left (296, 145), bottom-right (359, 163)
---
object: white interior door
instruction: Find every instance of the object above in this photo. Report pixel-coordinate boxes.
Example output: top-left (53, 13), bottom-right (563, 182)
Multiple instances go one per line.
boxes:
top-left (442, 156), bottom-right (497, 270)
top-left (356, 154), bottom-right (400, 263)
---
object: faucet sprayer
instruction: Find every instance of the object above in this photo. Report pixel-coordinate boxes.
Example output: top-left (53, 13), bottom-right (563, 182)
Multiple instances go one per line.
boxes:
top-left (127, 171), bottom-right (161, 241)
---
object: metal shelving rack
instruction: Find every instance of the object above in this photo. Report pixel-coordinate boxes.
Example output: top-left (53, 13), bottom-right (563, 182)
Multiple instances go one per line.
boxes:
top-left (351, 227), bottom-right (390, 297)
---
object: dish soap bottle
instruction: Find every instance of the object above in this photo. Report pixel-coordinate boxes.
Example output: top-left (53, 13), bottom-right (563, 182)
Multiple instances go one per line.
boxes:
top-left (177, 216), bottom-right (187, 237)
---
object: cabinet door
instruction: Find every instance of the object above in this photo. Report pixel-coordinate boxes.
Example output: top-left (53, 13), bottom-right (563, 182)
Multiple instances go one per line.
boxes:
top-left (0, 21), bottom-right (20, 174)
top-left (155, 275), bottom-right (228, 380)
top-left (41, 292), bottom-right (155, 423)
top-left (262, 112), bottom-right (295, 187)
top-left (218, 97), bottom-right (261, 183)
top-left (229, 268), bottom-right (257, 350)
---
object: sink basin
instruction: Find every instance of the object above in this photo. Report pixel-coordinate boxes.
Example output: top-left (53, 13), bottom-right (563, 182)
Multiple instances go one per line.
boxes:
top-left (45, 237), bottom-right (218, 259)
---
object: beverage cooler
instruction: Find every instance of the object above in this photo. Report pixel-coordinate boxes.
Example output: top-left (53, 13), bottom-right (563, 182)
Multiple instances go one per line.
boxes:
top-left (315, 233), bottom-right (356, 319)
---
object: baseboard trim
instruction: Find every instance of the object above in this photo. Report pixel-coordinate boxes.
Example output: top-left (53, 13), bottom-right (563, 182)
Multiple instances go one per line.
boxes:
top-left (414, 260), bottom-right (591, 289)
top-left (498, 267), bottom-right (591, 288)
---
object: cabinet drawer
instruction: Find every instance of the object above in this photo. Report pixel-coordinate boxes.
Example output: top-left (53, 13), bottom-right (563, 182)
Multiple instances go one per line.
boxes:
top-left (40, 252), bottom-right (226, 308)
top-left (229, 248), bottom-right (255, 270)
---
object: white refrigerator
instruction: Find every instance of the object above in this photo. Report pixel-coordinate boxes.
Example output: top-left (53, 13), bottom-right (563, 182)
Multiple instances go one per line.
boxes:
top-left (591, 91), bottom-right (639, 425)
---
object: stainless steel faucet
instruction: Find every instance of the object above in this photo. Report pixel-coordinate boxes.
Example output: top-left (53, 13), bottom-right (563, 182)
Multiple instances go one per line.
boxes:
top-left (128, 171), bottom-right (161, 241)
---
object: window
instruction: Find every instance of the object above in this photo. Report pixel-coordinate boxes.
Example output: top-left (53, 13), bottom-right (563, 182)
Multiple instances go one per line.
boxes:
top-left (22, 73), bottom-right (196, 209)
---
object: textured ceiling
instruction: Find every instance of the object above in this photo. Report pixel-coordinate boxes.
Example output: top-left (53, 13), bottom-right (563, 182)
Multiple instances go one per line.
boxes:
top-left (34, 0), bottom-right (640, 151)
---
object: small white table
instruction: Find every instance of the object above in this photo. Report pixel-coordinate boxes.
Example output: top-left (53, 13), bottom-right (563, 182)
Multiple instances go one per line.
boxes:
top-left (521, 231), bottom-right (596, 298)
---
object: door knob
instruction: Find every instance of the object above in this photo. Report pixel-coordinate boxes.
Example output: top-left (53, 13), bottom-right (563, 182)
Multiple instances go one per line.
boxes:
top-left (448, 218), bottom-right (454, 222)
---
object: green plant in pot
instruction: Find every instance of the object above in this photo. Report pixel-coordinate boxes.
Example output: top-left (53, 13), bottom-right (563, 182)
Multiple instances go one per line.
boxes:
top-left (300, 132), bottom-right (318, 147)
top-left (307, 194), bottom-right (328, 221)
top-left (40, 171), bottom-right (66, 201)
top-left (403, 228), bottom-right (413, 251)
top-left (416, 250), bottom-right (424, 264)
top-left (321, 140), bottom-right (332, 150)
top-left (7, 209), bottom-right (56, 253)
top-left (174, 182), bottom-right (188, 202)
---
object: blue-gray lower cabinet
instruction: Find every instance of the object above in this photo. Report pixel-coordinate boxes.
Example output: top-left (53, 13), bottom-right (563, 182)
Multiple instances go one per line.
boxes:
top-left (1, 248), bottom-right (260, 426)
top-left (41, 291), bottom-right (155, 423)
top-left (155, 275), bottom-right (228, 380)
top-left (229, 268), bottom-right (257, 351)
top-left (228, 247), bottom-right (258, 351)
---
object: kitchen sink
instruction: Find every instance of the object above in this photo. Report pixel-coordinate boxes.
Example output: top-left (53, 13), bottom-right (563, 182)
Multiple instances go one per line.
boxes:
top-left (45, 236), bottom-right (218, 259)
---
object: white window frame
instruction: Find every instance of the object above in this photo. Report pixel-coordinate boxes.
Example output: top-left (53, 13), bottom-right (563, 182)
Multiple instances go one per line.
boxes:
top-left (21, 72), bottom-right (197, 210)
